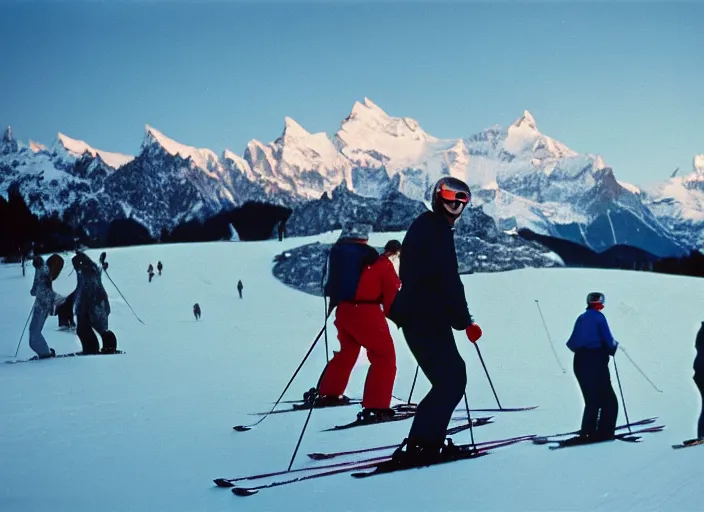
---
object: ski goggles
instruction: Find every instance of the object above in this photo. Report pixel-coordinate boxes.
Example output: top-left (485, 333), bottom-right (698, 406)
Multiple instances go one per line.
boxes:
top-left (438, 188), bottom-right (471, 204)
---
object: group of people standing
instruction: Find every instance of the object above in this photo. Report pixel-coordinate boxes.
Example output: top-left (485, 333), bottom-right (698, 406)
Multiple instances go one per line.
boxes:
top-left (313, 175), bottom-right (704, 468)
top-left (28, 251), bottom-right (118, 359)
top-left (315, 176), bottom-right (483, 466)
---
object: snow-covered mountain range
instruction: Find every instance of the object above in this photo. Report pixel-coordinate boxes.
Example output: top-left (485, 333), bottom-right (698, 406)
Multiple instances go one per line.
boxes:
top-left (1, 99), bottom-right (700, 257)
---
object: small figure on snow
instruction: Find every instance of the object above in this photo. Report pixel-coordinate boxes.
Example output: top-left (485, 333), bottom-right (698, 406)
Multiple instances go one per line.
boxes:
top-left (237, 280), bottom-right (243, 299)
top-left (193, 303), bottom-right (201, 321)
top-left (148, 263), bottom-right (155, 283)
top-left (386, 177), bottom-right (482, 467)
top-left (566, 292), bottom-right (619, 441)
top-left (157, 261), bottom-right (163, 276)
top-left (72, 251), bottom-right (118, 355)
top-left (314, 229), bottom-right (402, 422)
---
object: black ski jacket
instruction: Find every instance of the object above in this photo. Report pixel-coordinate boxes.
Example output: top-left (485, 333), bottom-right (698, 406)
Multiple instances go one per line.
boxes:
top-left (390, 210), bottom-right (472, 330)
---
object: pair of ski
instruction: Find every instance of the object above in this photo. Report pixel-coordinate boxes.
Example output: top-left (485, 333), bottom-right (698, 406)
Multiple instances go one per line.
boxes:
top-left (236, 400), bottom-right (536, 432)
top-left (214, 433), bottom-right (536, 496)
top-left (672, 438), bottom-right (704, 449)
top-left (532, 417), bottom-right (664, 449)
top-left (4, 350), bottom-right (126, 365)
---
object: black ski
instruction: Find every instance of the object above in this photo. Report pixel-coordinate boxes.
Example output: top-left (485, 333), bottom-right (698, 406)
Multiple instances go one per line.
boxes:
top-left (546, 425), bottom-right (664, 450)
top-left (308, 418), bottom-right (501, 460)
top-left (322, 414), bottom-right (493, 432)
top-left (349, 436), bottom-right (531, 479)
top-left (672, 439), bottom-right (704, 449)
top-left (532, 417), bottom-right (657, 445)
top-left (227, 435), bottom-right (534, 495)
top-left (245, 400), bottom-right (362, 417)
top-left (4, 350), bottom-right (125, 364)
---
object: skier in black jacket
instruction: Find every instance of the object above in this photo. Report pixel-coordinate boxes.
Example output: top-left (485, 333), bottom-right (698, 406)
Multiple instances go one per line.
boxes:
top-left (694, 322), bottom-right (704, 441)
top-left (388, 176), bottom-right (483, 467)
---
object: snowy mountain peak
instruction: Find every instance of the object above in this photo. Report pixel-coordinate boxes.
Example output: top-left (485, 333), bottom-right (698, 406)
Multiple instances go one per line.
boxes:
top-left (695, 154), bottom-right (704, 175)
top-left (594, 154), bottom-right (607, 170)
top-left (2, 126), bottom-right (13, 143)
top-left (55, 132), bottom-right (133, 170)
top-left (29, 140), bottom-right (47, 153)
top-left (142, 124), bottom-right (219, 173)
top-left (281, 117), bottom-right (311, 141)
top-left (513, 110), bottom-right (538, 131)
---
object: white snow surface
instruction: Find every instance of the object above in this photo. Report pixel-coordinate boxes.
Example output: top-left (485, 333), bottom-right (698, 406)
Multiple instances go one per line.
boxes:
top-left (1, 236), bottom-right (702, 511)
top-left (56, 133), bottom-right (134, 170)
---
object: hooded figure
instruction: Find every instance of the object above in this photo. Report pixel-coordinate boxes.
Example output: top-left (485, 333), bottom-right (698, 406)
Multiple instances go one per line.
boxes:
top-left (72, 252), bottom-right (117, 354)
top-left (28, 255), bottom-right (62, 358)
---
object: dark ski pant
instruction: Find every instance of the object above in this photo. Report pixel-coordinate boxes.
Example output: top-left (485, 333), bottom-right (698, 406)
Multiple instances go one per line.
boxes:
top-left (573, 349), bottom-right (618, 436)
top-left (77, 311), bottom-right (117, 355)
top-left (694, 375), bottom-right (704, 438)
top-left (402, 322), bottom-right (467, 448)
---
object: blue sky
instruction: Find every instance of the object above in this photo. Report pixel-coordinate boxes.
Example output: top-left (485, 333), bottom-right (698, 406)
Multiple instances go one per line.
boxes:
top-left (1, 1), bottom-right (702, 186)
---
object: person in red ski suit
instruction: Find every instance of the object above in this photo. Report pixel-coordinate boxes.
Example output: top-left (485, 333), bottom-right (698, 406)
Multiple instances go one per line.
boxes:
top-left (318, 236), bottom-right (402, 420)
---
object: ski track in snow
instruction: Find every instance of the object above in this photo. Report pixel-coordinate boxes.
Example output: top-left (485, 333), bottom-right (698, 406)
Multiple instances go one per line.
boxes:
top-left (0, 232), bottom-right (703, 511)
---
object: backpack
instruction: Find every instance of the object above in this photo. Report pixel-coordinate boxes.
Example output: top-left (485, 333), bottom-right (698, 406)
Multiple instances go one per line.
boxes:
top-left (323, 241), bottom-right (379, 310)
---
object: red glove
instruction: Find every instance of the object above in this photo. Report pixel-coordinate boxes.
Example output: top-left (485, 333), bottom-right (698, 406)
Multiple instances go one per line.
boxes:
top-left (466, 323), bottom-right (483, 343)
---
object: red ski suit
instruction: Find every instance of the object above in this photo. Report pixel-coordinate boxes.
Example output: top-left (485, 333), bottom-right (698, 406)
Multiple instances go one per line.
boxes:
top-left (319, 254), bottom-right (401, 409)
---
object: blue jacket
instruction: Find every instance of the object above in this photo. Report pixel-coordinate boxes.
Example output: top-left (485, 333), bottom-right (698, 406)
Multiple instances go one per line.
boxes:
top-left (566, 308), bottom-right (618, 353)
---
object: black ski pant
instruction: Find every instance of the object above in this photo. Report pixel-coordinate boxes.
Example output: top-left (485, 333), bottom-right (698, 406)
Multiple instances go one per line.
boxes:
top-left (694, 375), bottom-right (704, 438)
top-left (573, 349), bottom-right (618, 436)
top-left (77, 310), bottom-right (100, 354)
top-left (402, 322), bottom-right (467, 448)
top-left (77, 311), bottom-right (117, 354)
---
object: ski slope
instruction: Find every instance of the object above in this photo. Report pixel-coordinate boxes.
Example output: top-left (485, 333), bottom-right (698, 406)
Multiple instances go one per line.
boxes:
top-left (1, 233), bottom-right (702, 511)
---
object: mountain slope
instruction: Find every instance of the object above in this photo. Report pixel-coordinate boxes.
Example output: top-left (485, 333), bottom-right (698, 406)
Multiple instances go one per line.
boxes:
top-left (0, 239), bottom-right (701, 511)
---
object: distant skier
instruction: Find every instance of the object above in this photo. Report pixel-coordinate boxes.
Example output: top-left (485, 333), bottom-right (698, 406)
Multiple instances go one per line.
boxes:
top-left (193, 303), bottom-right (201, 321)
top-left (693, 322), bottom-right (704, 442)
top-left (157, 261), bottom-right (163, 276)
top-left (72, 251), bottom-right (118, 354)
top-left (314, 231), bottom-right (402, 421)
top-left (237, 280), bottom-right (243, 299)
top-left (28, 254), bottom-right (64, 359)
top-left (386, 177), bottom-right (482, 467)
top-left (566, 292), bottom-right (619, 442)
top-left (148, 264), bottom-right (155, 283)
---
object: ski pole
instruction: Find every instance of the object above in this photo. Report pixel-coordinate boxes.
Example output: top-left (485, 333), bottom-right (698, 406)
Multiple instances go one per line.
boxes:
top-left (407, 366), bottom-right (420, 404)
top-left (463, 393), bottom-right (476, 449)
top-left (286, 362), bottom-right (330, 471)
top-left (619, 345), bottom-right (663, 393)
top-left (102, 269), bottom-right (145, 325)
top-left (535, 300), bottom-right (566, 373)
top-left (613, 355), bottom-right (632, 434)
top-left (233, 315), bottom-right (331, 432)
top-left (13, 304), bottom-right (34, 358)
top-left (320, 249), bottom-right (331, 363)
top-left (323, 297), bottom-right (330, 364)
top-left (473, 343), bottom-right (503, 410)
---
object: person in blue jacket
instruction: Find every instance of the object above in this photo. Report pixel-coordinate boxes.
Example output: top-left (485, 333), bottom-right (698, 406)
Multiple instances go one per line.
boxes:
top-left (387, 177), bottom-right (483, 467)
top-left (566, 292), bottom-right (619, 440)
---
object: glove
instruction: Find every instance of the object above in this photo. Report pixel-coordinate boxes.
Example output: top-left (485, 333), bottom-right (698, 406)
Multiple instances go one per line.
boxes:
top-left (466, 323), bottom-right (483, 343)
top-left (102, 261), bottom-right (109, 271)
top-left (609, 341), bottom-right (619, 356)
top-left (99, 252), bottom-right (107, 264)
